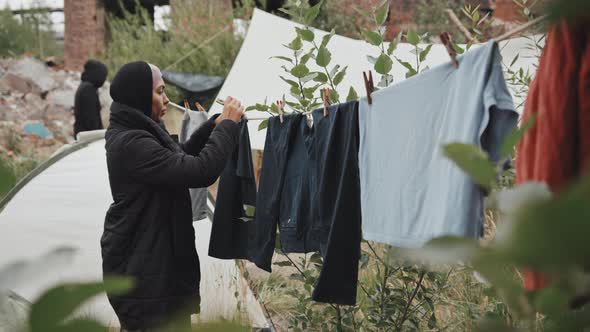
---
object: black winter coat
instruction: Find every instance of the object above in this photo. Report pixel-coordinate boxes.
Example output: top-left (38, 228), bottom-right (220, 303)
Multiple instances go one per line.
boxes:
top-left (74, 60), bottom-right (108, 138)
top-left (101, 102), bottom-right (239, 330)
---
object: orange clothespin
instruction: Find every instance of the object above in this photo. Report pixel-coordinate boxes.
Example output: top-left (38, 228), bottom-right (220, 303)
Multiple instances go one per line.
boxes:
top-left (322, 88), bottom-right (331, 117)
top-left (363, 71), bottom-right (375, 105)
top-left (194, 101), bottom-right (206, 112)
top-left (276, 100), bottom-right (284, 123)
top-left (440, 32), bottom-right (459, 68)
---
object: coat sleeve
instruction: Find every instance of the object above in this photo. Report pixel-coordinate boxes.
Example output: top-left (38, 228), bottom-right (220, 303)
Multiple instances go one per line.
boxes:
top-left (124, 119), bottom-right (239, 188)
top-left (181, 114), bottom-right (220, 156)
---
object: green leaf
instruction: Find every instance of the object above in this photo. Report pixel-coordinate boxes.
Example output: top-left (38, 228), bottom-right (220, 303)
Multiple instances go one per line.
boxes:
top-left (320, 29), bottom-right (335, 49)
top-left (258, 119), bottom-right (269, 131)
top-left (313, 72), bottom-right (328, 83)
top-left (374, 53), bottom-right (393, 75)
top-left (290, 85), bottom-right (301, 96)
top-left (499, 114), bottom-right (537, 159)
top-left (534, 287), bottom-right (569, 318)
top-left (296, 27), bottom-right (315, 42)
top-left (453, 43), bottom-right (465, 54)
top-left (287, 36), bottom-right (303, 51)
top-left (346, 86), bottom-right (359, 101)
top-left (419, 44), bottom-right (433, 62)
top-left (291, 64), bottom-right (310, 78)
top-left (333, 66), bottom-right (347, 85)
top-left (30, 277), bottom-right (132, 331)
top-left (315, 47), bottom-right (332, 67)
top-left (303, 86), bottom-right (317, 99)
top-left (0, 158), bottom-right (15, 196)
top-left (269, 56), bottom-right (293, 63)
top-left (375, 0), bottom-right (389, 25)
top-left (363, 30), bottom-right (383, 46)
top-left (406, 30), bottom-right (420, 45)
top-left (387, 39), bottom-right (398, 56)
top-left (396, 57), bottom-right (414, 72)
top-left (280, 76), bottom-right (299, 87)
top-left (301, 72), bottom-right (319, 84)
top-left (406, 69), bottom-right (418, 78)
top-left (473, 10), bottom-right (480, 23)
top-left (329, 89), bottom-right (339, 103)
top-left (305, 0), bottom-right (323, 24)
top-left (443, 143), bottom-right (496, 189)
top-left (329, 65), bottom-right (340, 78)
top-left (300, 49), bottom-right (314, 65)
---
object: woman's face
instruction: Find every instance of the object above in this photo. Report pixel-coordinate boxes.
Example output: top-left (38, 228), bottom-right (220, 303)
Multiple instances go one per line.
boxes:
top-left (151, 74), bottom-right (169, 123)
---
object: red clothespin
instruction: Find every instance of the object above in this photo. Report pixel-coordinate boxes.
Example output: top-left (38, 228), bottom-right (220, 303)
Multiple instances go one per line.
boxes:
top-left (363, 71), bottom-right (375, 105)
top-left (322, 88), bottom-right (331, 117)
top-left (440, 32), bottom-right (459, 68)
top-left (194, 101), bottom-right (206, 112)
top-left (276, 100), bottom-right (284, 123)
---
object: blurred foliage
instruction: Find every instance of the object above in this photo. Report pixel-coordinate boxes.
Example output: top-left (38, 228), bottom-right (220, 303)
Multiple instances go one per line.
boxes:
top-left (28, 277), bottom-right (132, 332)
top-left (0, 8), bottom-right (61, 59)
top-left (0, 157), bottom-right (16, 199)
top-left (414, 0), bottom-right (467, 42)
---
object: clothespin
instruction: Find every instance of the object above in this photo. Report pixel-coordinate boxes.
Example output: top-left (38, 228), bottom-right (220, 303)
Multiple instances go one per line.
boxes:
top-left (322, 88), bottom-right (331, 117)
top-left (276, 100), bottom-right (284, 124)
top-left (363, 71), bottom-right (375, 105)
top-left (183, 99), bottom-right (190, 113)
top-left (440, 32), bottom-right (459, 68)
top-left (194, 101), bottom-right (206, 112)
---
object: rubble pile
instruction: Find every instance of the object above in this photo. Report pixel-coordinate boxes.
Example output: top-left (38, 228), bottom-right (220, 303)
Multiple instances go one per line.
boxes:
top-left (0, 57), bottom-right (111, 160)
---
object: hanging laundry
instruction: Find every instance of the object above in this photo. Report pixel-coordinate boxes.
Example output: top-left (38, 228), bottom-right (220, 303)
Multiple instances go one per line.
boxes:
top-left (179, 109), bottom-right (210, 221)
top-left (250, 101), bottom-right (362, 305)
top-left (516, 21), bottom-right (590, 291)
top-left (359, 40), bottom-right (518, 248)
top-left (209, 120), bottom-right (257, 259)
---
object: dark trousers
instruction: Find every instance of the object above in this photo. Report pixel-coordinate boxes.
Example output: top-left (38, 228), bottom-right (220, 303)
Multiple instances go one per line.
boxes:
top-left (251, 101), bottom-right (362, 305)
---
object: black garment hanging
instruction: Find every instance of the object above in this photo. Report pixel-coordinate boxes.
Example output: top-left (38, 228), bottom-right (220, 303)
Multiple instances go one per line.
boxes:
top-left (250, 101), bottom-right (362, 305)
top-left (209, 120), bottom-right (257, 259)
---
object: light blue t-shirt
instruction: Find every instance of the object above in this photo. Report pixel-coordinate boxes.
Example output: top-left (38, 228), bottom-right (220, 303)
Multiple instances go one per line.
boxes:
top-left (359, 41), bottom-right (517, 248)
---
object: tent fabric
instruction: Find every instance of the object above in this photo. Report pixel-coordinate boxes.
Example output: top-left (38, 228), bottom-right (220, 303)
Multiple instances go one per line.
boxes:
top-left (209, 9), bottom-right (540, 151)
top-left (161, 70), bottom-right (224, 94)
top-left (0, 136), bottom-right (269, 329)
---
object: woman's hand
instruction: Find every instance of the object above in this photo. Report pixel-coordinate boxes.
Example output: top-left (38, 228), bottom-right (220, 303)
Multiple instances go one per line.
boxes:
top-left (215, 96), bottom-right (245, 125)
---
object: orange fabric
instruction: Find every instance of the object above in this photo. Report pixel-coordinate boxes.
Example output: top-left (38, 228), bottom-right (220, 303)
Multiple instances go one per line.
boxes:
top-left (515, 20), bottom-right (590, 291)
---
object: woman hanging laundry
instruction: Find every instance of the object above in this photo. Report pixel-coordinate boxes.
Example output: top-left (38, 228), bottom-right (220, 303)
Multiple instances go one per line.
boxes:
top-left (100, 61), bottom-right (244, 332)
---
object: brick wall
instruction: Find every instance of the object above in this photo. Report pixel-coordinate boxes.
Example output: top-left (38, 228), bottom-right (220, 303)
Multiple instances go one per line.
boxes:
top-left (64, 0), bottom-right (106, 71)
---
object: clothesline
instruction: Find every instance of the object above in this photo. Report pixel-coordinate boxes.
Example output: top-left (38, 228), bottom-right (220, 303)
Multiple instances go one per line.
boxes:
top-left (168, 100), bottom-right (312, 121)
top-left (168, 13), bottom-right (546, 122)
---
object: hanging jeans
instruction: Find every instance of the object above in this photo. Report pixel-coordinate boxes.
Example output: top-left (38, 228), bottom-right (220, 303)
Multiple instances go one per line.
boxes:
top-left (250, 101), bottom-right (361, 305)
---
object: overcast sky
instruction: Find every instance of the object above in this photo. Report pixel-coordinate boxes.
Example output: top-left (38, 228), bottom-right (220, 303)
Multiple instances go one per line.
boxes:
top-left (0, 0), bottom-right (63, 9)
top-left (1, 1), bottom-right (171, 34)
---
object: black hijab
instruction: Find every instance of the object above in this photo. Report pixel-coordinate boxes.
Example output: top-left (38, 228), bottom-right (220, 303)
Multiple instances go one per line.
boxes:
top-left (110, 61), bottom-right (153, 117)
top-left (81, 59), bottom-right (108, 88)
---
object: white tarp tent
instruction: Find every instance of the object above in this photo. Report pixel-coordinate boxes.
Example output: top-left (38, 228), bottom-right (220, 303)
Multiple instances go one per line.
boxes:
top-left (0, 131), bottom-right (269, 329)
top-left (210, 9), bottom-right (541, 150)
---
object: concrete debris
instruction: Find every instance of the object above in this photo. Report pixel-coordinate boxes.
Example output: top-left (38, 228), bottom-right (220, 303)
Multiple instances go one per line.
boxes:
top-left (0, 56), bottom-right (112, 161)
top-left (7, 57), bottom-right (58, 92)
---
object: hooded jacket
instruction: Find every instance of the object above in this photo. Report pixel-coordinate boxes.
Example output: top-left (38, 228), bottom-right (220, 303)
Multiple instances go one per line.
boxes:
top-left (74, 60), bottom-right (108, 138)
top-left (101, 61), bottom-right (240, 330)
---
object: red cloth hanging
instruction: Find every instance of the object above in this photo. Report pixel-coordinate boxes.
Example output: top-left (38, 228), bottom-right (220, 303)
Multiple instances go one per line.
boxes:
top-left (515, 20), bottom-right (590, 291)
